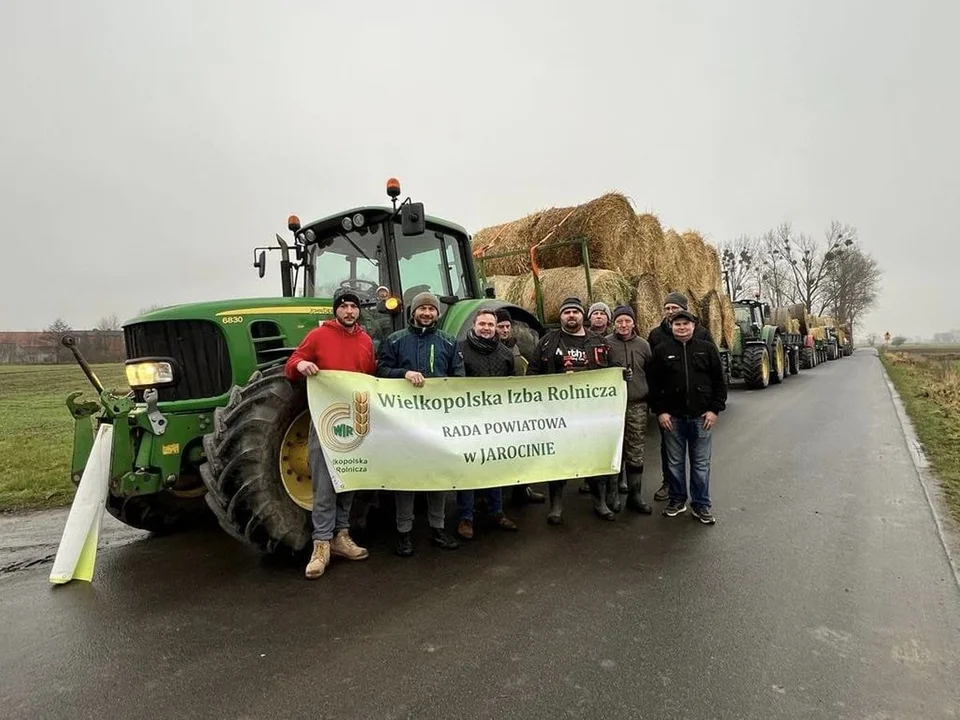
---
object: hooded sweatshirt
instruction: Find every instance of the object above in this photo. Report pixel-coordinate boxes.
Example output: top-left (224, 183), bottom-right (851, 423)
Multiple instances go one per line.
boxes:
top-left (284, 319), bottom-right (376, 380)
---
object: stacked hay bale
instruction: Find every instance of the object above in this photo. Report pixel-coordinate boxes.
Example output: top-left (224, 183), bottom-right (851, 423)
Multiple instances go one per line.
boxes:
top-left (472, 193), bottom-right (733, 343)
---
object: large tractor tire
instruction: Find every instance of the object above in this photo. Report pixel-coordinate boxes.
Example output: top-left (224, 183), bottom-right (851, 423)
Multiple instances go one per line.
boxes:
top-left (200, 366), bottom-right (312, 554)
top-left (788, 346), bottom-right (800, 375)
top-left (743, 345), bottom-right (771, 390)
top-left (105, 477), bottom-right (211, 535)
top-left (827, 341), bottom-right (838, 361)
top-left (769, 336), bottom-right (786, 385)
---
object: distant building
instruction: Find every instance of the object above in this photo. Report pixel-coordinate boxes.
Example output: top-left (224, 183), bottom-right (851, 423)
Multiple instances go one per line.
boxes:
top-left (0, 331), bottom-right (125, 364)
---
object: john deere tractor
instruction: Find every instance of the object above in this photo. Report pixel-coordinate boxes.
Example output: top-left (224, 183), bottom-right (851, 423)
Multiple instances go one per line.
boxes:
top-left (62, 180), bottom-right (544, 553)
top-left (727, 299), bottom-right (786, 390)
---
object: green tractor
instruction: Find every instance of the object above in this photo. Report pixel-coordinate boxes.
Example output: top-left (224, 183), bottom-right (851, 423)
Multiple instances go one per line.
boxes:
top-left (62, 180), bottom-right (545, 553)
top-left (727, 299), bottom-right (787, 390)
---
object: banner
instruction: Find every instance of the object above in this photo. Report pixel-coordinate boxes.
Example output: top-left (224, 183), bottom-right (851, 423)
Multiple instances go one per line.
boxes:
top-left (306, 368), bottom-right (626, 492)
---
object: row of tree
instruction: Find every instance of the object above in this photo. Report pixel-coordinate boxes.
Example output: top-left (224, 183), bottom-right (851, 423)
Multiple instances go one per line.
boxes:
top-left (718, 220), bottom-right (882, 335)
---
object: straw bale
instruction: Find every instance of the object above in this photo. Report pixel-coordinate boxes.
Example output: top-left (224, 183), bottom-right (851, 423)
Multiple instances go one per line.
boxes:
top-left (720, 294), bottom-right (736, 349)
top-left (698, 290), bottom-right (725, 349)
top-left (636, 213), bottom-right (666, 277)
top-left (633, 273), bottom-right (665, 336)
top-left (471, 193), bottom-right (645, 277)
top-left (510, 266), bottom-right (633, 325)
top-left (483, 275), bottom-right (523, 303)
top-left (771, 307), bottom-right (791, 332)
top-left (678, 231), bottom-right (723, 299)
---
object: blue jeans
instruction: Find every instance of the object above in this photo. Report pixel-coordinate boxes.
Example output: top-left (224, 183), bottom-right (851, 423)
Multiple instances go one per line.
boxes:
top-left (663, 415), bottom-right (713, 509)
top-left (309, 425), bottom-right (354, 541)
top-left (456, 488), bottom-right (504, 522)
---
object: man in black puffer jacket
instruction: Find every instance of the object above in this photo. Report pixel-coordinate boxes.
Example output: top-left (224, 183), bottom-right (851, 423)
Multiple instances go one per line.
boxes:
top-left (647, 291), bottom-right (717, 504)
top-left (455, 308), bottom-right (520, 540)
top-left (647, 309), bottom-right (727, 525)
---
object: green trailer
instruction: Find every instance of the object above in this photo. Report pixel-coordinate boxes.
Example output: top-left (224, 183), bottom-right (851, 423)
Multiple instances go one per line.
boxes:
top-left (62, 181), bottom-right (545, 554)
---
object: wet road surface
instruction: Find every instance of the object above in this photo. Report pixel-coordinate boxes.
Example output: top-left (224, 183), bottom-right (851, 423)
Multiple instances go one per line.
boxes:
top-left (2, 349), bottom-right (959, 719)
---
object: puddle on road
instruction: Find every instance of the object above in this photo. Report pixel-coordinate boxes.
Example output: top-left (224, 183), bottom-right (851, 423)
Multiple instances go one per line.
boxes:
top-left (0, 508), bottom-right (149, 575)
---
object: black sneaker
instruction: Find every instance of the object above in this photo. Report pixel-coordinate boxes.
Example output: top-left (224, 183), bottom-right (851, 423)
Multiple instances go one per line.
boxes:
top-left (662, 501), bottom-right (687, 517)
top-left (430, 527), bottom-right (461, 550)
top-left (690, 506), bottom-right (716, 525)
top-left (653, 482), bottom-right (670, 502)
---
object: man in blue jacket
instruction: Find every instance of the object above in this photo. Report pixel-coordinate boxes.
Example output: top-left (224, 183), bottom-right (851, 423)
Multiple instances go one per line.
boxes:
top-left (377, 291), bottom-right (465, 557)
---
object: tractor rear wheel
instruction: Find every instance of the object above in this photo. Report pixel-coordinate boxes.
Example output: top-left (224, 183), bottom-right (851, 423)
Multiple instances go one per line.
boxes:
top-left (800, 347), bottom-right (815, 370)
top-left (199, 366), bottom-right (312, 554)
top-left (769, 337), bottom-right (785, 385)
top-left (788, 346), bottom-right (800, 375)
top-left (827, 341), bottom-right (838, 361)
top-left (743, 345), bottom-right (770, 389)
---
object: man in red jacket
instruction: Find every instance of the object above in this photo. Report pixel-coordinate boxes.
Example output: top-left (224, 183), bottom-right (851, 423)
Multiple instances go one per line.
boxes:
top-left (284, 288), bottom-right (377, 580)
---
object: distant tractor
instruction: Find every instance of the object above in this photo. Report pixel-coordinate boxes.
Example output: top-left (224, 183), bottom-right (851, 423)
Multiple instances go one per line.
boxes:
top-left (62, 180), bottom-right (545, 554)
top-left (728, 299), bottom-right (786, 390)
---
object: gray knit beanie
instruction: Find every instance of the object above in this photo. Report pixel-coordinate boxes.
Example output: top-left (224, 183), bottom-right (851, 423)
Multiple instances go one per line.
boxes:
top-left (663, 292), bottom-right (688, 310)
top-left (588, 302), bottom-right (612, 322)
top-left (410, 291), bottom-right (441, 314)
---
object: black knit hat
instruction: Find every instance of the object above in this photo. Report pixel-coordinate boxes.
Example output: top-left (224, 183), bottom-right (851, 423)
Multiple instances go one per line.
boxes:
top-left (333, 288), bottom-right (361, 312)
top-left (495, 308), bottom-right (512, 324)
top-left (612, 305), bottom-right (636, 322)
top-left (669, 309), bottom-right (698, 324)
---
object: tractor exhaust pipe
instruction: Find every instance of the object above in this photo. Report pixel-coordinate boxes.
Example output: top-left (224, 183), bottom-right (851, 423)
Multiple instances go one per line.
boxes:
top-left (61, 335), bottom-right (105, 394)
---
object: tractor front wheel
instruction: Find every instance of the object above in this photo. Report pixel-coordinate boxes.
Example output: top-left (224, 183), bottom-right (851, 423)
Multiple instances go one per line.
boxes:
top-left (199, 366), bottom-right (312, 554)
top-left (800, 346), bottom-right (815, 370)
top-left (769, 337), bottom-right (785, 385)
top-left (827, 341), bottom-right (838, 361)
top-left (743, 345), bottom-right (771, 390)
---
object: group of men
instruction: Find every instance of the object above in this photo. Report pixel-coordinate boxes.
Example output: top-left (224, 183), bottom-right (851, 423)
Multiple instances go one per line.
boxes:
top-left (284, 286), bottom-right (727, 581)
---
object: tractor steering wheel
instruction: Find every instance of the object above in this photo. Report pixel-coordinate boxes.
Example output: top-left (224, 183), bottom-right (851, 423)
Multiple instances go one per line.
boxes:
top-left (339, 279), bottom-right (379, 295)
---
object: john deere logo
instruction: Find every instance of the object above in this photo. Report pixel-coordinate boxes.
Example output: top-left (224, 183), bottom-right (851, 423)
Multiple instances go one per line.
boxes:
top-left (319, 391), bottom-right (370, 452)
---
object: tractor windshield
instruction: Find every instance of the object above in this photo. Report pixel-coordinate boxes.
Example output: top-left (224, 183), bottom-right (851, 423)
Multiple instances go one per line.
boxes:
top-left (309, 224), bottom-right (387, 303)
top-left (394, 223), bottom-right (471, 312)
top-left (734, 306), bottom-right (753, 325)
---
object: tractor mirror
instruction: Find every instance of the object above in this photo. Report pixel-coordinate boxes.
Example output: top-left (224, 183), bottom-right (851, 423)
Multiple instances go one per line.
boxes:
top-left (484, 286), bottom-right (496, 298)
top-left (401, 202), bottom-right (426, 236)
top-left (254, 251), bottom-right (266, 278)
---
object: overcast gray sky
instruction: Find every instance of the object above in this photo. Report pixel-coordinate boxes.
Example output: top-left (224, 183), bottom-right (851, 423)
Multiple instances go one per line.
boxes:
top-left (1, 0), bottom-right (956, 338)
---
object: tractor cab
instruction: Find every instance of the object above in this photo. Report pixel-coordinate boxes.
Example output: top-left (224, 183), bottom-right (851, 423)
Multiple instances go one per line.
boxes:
top-left (732, 299), bottom-right (766, 338)
top-left (252, 179), bottom-right (479, 347)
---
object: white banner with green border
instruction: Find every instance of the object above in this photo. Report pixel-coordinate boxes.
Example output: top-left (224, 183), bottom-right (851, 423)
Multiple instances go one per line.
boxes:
top-left (306, 368), bottom-right (627, 492)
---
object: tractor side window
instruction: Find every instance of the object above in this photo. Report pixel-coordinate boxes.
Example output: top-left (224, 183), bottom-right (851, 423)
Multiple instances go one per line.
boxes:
top-left (395, 225), bottom-right (469, 309)
top-left (734, 307), bottom-right (752, 324)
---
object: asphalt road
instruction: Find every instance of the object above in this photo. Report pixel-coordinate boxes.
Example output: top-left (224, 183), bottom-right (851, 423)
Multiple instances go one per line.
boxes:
top-left (2, 349), bottom-right (959, 720)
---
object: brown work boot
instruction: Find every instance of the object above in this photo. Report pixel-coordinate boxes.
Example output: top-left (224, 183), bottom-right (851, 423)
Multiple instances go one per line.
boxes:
top-left (457, 519), bottom-right (474, 540)
top-left (305, 540), bottom-right (331, 579)
top-left (492, 513), bottom-right (518, 531)
top-left (330, 529), bottom-right (369, 561)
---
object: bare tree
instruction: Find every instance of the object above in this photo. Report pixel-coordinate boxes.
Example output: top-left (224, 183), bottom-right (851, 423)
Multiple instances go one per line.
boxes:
top-left (95, 313), bottom-right (122, 331)
top-left (772, 220), bottom-right (856, 314)
top-left (755, 226), bottom-right (794, 308)
top-left (42, 317), bottom-right (72, 363)
top-left (719, 235), bottom-right (759, 300)
top-left (823, 245), bottom-right (882, 336)
top-left (866, 333), bottom-right (878, 347)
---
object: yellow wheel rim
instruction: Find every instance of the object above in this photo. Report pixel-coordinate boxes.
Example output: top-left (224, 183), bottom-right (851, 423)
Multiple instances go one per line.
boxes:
top-left (776, 344), bottom-right (785, 375)
top-left (279, 410), bottom-right (313, 510)
top-left (762, 351), bottom-right (770, 384)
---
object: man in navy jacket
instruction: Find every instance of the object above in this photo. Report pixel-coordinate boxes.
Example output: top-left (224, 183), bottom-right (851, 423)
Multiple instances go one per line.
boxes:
top-left (377, 291), bottom-right (465, 556)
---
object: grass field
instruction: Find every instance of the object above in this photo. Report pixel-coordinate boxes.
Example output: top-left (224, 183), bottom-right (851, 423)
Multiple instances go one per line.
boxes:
top-left (881, 349), bottom-right (960, 524)
top-left (0, 363), bottom-right (128, 511)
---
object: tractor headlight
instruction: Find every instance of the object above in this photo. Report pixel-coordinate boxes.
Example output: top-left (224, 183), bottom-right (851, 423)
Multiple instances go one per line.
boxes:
top-left (125, 360), bottom-right (176, 388)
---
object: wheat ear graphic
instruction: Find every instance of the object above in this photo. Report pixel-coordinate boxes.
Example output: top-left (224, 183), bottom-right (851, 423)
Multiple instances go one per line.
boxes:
top-left (353, 391), bottom-right (369, 436)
